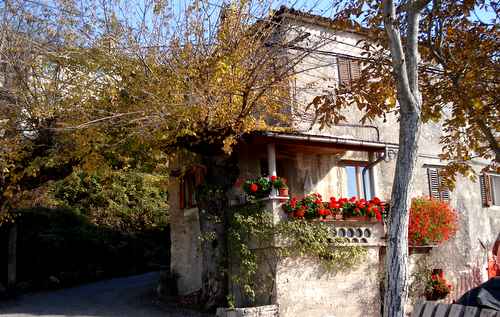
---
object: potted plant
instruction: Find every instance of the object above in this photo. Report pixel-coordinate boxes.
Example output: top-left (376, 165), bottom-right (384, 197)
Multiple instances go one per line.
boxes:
top-left (424, 270), bottom-right (452, 301)
top-left (328, 197), bottom-right (343, 220)
top-left (341, 196), bottom-right (385, 222)
top-left (271, 176), bottom-right (289, 197)
top-left (283, 194), bottom-right (386, 222)
top-left (408, 197), bottom-right (458, 246)
top-left (282, 193), bottom-right (329, 220)
top-left (242, 176), bottom-right (272, 199)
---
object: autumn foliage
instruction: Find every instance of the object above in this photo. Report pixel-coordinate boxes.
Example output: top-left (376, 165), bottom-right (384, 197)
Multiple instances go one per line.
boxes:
top-left (408, 197), bottom-right (458, 246)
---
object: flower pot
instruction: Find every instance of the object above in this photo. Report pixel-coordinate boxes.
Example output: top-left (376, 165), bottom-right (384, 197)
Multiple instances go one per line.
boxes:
top-left (344, 215), bottom-right (371, 222)
top-left (278, 188), bottom-right (289, 197)
top-left (425, 290), bottom-right (449, 301)
top-left (294, 209), bottom-right (305, 218)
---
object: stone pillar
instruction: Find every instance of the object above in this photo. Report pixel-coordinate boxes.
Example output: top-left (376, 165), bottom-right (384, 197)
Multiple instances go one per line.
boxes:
top-left (369, 152), bottom-right (378, 198)
top-left (267, 143), bottom-right (277, 197)
top-left (169, 179), bottom-right (202, 295)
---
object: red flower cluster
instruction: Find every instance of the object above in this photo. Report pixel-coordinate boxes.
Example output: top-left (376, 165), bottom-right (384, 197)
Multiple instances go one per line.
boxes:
top-left (242, 175), bottom-right (287, 198)
top-left (336, 196), bottom-right (385, 221)
top-left (426, 271), bottom-right (452, 300)
top-left (283, 194), bottom-right (385, 222)
top-left (282, 193), bottom-right (325, 219)
top-left (409, 197), bottom-right (458, 246)
top-left (249, 183), bottom-right (258, 192)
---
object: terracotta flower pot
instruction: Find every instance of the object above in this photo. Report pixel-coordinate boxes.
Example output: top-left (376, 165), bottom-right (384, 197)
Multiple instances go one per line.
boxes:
top-left (294, 209), bottom-right (305, 218)
top-left (279, 188), bottom-right (289, 197)
top-left (344, 215), bottom-right (371, 222)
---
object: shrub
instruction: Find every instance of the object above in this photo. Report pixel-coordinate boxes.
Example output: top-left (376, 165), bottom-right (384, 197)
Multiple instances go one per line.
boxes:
top-left (409, 197), bottom-right (458, 246)
top-left (52, 170), bottom-right (168, 232)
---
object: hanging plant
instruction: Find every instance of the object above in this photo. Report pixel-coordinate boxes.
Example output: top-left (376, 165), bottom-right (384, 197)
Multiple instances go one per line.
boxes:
top-left (408, 197), bottom-right (458, 246)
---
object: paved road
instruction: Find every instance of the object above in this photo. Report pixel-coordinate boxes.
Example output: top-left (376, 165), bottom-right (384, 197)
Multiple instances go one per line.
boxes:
top-left (0, 272), bottom-right (210, 317)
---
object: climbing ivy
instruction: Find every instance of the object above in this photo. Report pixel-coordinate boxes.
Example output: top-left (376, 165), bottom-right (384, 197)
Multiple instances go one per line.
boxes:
top-left (227, 201), bottom-right (367, 304)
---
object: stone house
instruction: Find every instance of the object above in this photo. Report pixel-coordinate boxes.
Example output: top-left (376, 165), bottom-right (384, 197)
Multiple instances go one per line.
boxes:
top-left (167, 7), bottom-right (500, 317)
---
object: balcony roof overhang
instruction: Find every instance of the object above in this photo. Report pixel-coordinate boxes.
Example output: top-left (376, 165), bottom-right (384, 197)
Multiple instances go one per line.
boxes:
top-left (249, 131), bottom-right (399, 153)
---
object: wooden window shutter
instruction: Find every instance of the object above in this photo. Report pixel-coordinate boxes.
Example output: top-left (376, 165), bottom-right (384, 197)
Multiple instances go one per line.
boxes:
top-left (350, 60), bottom-right (361, 81)
top-left (427, 168), bottom-right (450, 202)
top-left (480, 173), bottom-right (493, 207)
top-left (427, 168), bottom-right (441, 200)
top-left (440, 185), bottom-right (450, 203)
top-left (338, 58), bottom-right (351, 86)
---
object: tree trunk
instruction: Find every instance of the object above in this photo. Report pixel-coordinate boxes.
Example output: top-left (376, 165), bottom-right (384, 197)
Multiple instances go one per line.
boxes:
top-left (384, 110), bottom-right (421, 317)
top-left (196, 155), bottom-right (238, 311)
top-left (381, 1), bottom-right (426, 315)
top-left (7, 223), bottom-right (17, 289)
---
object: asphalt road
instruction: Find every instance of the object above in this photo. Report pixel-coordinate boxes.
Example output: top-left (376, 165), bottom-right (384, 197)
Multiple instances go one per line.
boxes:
top-left (0, 272), bottom-right (210, 317)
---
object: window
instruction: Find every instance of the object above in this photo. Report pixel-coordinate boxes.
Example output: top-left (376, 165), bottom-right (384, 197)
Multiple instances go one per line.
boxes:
top-left (345, 164), bottom-right (372, 199)
top-left (480, 173), bottom-right (500, 207)
top-left (179, 165), bottom-right (206, 209)
top-left (338, 57), bottom-right (361, 87)
top-left (180, 174), bottom-right (197, 209)
top-left (427, 167), bottom-right (450, 202)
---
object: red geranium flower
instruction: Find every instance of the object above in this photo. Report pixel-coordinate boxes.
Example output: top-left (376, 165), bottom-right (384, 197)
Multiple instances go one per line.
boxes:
top-left (249, 183), bottom-right (258, 192)
top-left (319, 209), bottom-right (330, 217)
top-left (271, 175), bottom-right (277, 182)
top-left (371, 197), bottom-right (381, 204)
top-left (356, 201), bottom-right (366, 208)
top-left (329, 201), bottom-right (340, 209)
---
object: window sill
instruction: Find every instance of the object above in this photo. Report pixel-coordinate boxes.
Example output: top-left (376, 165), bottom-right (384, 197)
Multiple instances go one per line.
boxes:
top-left (183, 207), bottom-right (198, 217)
top-left (409, 245), bottom-right (437, 254)
top-left (486, 205), bottom-right (500, 211)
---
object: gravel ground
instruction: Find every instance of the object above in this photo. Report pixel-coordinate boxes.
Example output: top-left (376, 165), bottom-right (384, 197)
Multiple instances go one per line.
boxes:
top-left (0, 272), bottom-right (211, 317)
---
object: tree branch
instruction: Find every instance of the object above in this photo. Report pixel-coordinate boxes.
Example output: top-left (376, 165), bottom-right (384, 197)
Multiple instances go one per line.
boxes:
top-left (382, 0), bottom-right (416, 113)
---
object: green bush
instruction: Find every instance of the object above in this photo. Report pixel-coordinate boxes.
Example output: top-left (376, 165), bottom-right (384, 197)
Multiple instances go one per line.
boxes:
top-left (51, 170), bottom-right (169, 232)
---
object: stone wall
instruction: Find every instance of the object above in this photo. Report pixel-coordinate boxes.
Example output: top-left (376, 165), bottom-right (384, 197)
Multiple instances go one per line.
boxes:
top-left (216, 305), bottom-right (279, 317)
top-left (275, 247), bottom-right (381, 317)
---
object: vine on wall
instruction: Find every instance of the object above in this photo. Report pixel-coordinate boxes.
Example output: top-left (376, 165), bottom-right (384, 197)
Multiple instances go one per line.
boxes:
top-left (227, 201), bottom-right (367, 305)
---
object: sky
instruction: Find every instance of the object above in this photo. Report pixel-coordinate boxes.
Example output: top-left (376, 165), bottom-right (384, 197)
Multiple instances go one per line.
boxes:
top-left (12, 0), bottom-right (498, 39)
